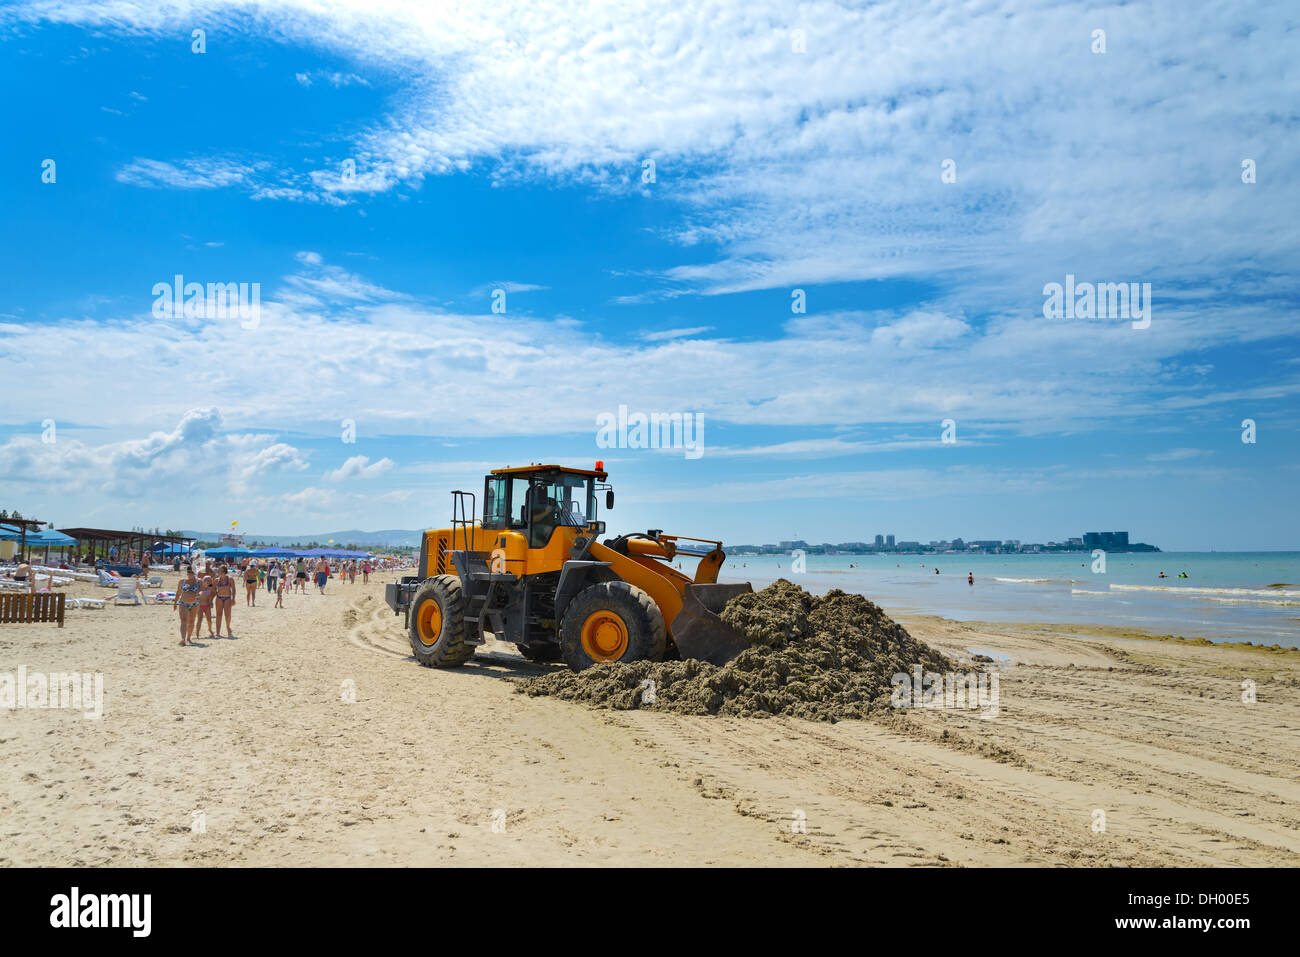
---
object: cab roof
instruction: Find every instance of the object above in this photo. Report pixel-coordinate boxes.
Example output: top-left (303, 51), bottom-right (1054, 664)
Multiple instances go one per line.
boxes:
top-left (490, 464), bottom-right (608, 480)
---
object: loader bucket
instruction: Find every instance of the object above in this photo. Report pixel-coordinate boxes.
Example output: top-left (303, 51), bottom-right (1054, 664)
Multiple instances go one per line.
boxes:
top-left (670, 582), bottom-right (755, 665)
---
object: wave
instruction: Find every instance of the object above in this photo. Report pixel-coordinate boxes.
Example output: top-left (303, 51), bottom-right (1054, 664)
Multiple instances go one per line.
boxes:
top-left (1205, 597), bottom-right (1300, 607)
top-left (1110, 584), bottom-right (1300, 599)
top-left (995, 577), bottom-right (1055, 584)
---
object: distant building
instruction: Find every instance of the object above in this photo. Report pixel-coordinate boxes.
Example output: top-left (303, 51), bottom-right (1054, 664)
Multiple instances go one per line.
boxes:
top-left (897, 541), bottom-right (921, 549)
top-left (779, 540), bottom-right (808, 550)
top-left (1083, 531), bottom-right (1130, 549)
top-left (1066, 537), bottom-right (1083, 546)
top-left (874, 534), bottom-right (884, 547)
top-left (971, 540), bottom-right (1002, 549)
top-left (885, 534), bottom-right (895, 547)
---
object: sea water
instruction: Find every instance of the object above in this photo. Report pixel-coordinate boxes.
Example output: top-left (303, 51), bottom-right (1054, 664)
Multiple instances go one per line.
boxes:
top-left (716, 551), bottom-right (1300, 647)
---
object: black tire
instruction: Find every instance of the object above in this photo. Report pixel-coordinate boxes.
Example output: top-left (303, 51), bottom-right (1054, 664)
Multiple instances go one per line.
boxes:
top-left (517, 642), bottom-right (563, 663)
top-left (559, 581), bottom-right (667, 671)
top-left (407, 575), bottom-right (475, 667)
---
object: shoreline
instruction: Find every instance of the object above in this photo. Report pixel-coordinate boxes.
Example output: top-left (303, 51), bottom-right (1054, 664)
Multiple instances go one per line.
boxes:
top-left (897, 613), bottom-right (1300, 656)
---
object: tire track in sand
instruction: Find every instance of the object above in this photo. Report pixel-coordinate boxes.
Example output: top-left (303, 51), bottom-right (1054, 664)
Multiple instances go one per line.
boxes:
top-left (345, 594), bottom-right (414, 661)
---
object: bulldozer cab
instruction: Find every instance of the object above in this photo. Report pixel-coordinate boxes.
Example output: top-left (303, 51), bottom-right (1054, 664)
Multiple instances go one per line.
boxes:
top-left (483, 465), bottom-right (605, 548)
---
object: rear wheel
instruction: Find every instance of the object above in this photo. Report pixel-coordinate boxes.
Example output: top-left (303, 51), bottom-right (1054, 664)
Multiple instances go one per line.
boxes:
top-left (559, 581), bottom-right (666, 671)
top-left (408, 575), bottom-right (475, 667)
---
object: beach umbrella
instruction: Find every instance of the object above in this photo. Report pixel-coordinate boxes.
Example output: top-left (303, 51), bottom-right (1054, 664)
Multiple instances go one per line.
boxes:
top-left (257, 546), bottom-right (300, 558)
top-left (206, 546), bottom-right (253, 559)
top-left (26, 529), bottom-right (76, 547)
top-left (23, 528), bottom-right (75, 565)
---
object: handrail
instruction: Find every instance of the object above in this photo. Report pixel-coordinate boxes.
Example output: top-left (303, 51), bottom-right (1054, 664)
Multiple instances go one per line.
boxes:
top-left (450, 490), bottom-right (477, 555)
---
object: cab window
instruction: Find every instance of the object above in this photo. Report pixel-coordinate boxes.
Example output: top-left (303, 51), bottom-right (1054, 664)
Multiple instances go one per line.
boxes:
top-left (484, 476), bottom-right (508, 528)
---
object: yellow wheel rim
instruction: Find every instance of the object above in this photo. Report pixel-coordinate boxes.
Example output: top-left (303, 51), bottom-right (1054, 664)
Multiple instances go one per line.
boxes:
top-left (581, 611), bottom-right (629, 661)
top-left (416, 600), bottom-right (443, 646)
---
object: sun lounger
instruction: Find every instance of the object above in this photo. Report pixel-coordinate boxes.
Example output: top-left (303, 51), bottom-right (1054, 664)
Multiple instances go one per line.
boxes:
top-left (67, 598), bottom-right (107, 610)
top-left (114, 581), bottom-right (142, 605)
top-left (96, 568), bottom-right (121, 587)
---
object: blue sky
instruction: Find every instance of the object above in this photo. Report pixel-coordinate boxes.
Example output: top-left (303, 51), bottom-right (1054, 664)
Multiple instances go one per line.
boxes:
top-left (0, 1), bottom-right (1297, 550)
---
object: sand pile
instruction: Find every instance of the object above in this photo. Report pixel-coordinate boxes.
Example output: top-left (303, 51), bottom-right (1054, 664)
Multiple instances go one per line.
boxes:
top-left (516, 579), bottom-right (956, 721)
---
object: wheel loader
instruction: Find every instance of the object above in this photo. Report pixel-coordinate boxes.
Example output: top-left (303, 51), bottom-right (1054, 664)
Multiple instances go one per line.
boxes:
top-left (384, 462), bottom-right (754, 670)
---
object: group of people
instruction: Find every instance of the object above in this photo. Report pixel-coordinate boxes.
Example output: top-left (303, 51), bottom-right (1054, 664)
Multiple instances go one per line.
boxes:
top-left (172, 563), bottom-right (237, 645)
top-left (170, 555), bottom-right (377, 645)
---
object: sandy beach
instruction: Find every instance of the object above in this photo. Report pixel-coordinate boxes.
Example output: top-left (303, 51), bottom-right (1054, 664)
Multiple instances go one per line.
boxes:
top-left (2, 573), bottom-right (1298, 867)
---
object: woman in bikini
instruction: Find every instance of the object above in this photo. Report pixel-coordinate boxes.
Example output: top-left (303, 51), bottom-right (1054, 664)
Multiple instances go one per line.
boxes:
top-left (197, 575), bottom-right (216, 638)
top-left (172, 566), bottom-right (201, 646)
top-left (244, 561), bottom-right (259, 606)
top-left (214, 566), bottom-right (235, 637)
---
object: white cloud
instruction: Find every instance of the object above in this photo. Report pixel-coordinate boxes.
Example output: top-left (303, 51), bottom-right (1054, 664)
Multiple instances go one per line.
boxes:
top-left (26, 0), bottom-right (1294, 311)
top-left (326, 455), bottom-right (395, 481)
top-left (116, 157), bottom-right (260, 190)
top-left (1146, 448), bottom-right (1211, 462)
top-left (0, 409), bottom-right (310, 501)
top-left (469, 281), bottom-right (550, 297)
top-left (0, 255), bottom-right (1295, 448)
top-left (642, 326), bottom-right (714, 342)
top-left (295, 69), bottom-right (370, 88)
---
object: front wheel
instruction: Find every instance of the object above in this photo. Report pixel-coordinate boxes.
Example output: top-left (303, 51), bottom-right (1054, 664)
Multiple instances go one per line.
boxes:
top-left (559, 581), bottom-right (666, 671)
top-left (407, 575), bottom-right (475, 667)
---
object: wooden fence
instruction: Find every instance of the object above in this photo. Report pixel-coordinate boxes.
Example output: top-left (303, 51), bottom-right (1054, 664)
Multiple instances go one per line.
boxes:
top-left (0, 592), bottom-right (66, 627)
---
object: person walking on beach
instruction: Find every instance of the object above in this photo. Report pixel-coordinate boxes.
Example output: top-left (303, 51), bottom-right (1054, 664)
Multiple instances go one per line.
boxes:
top-left (198, 574), bottom-right (216, 638)
top-left (295, 557), bottom-right (308, 594)
top-left (968, 572), bottom-right (974, 586)
top-left (362, 559), bottom-right (371, 584)
top-left (316, 558), bottom-right (330, 594)
top-left (243, 561), bottom-right (259, 605)
top-left (173, 566), bottom-right (200, 646)
top-left (267, 560), bottom-right (278, 594)
top-left (214, 566), bottom-right (235, 637)
top-left (274, 574), bottom-right (285, 608)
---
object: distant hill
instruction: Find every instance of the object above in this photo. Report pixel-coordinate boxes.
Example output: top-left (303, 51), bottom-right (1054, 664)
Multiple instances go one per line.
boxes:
top-left (184, 529), bottom-right (424, 548)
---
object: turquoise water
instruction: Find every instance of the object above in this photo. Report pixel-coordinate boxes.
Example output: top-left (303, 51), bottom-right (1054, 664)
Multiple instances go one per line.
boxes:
top-left (714, 552), bottom-right (1300, 647)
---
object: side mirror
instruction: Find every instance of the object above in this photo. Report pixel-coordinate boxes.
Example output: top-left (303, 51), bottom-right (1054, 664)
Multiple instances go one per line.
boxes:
top-left (606, 490), bottom-right (615, 509)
